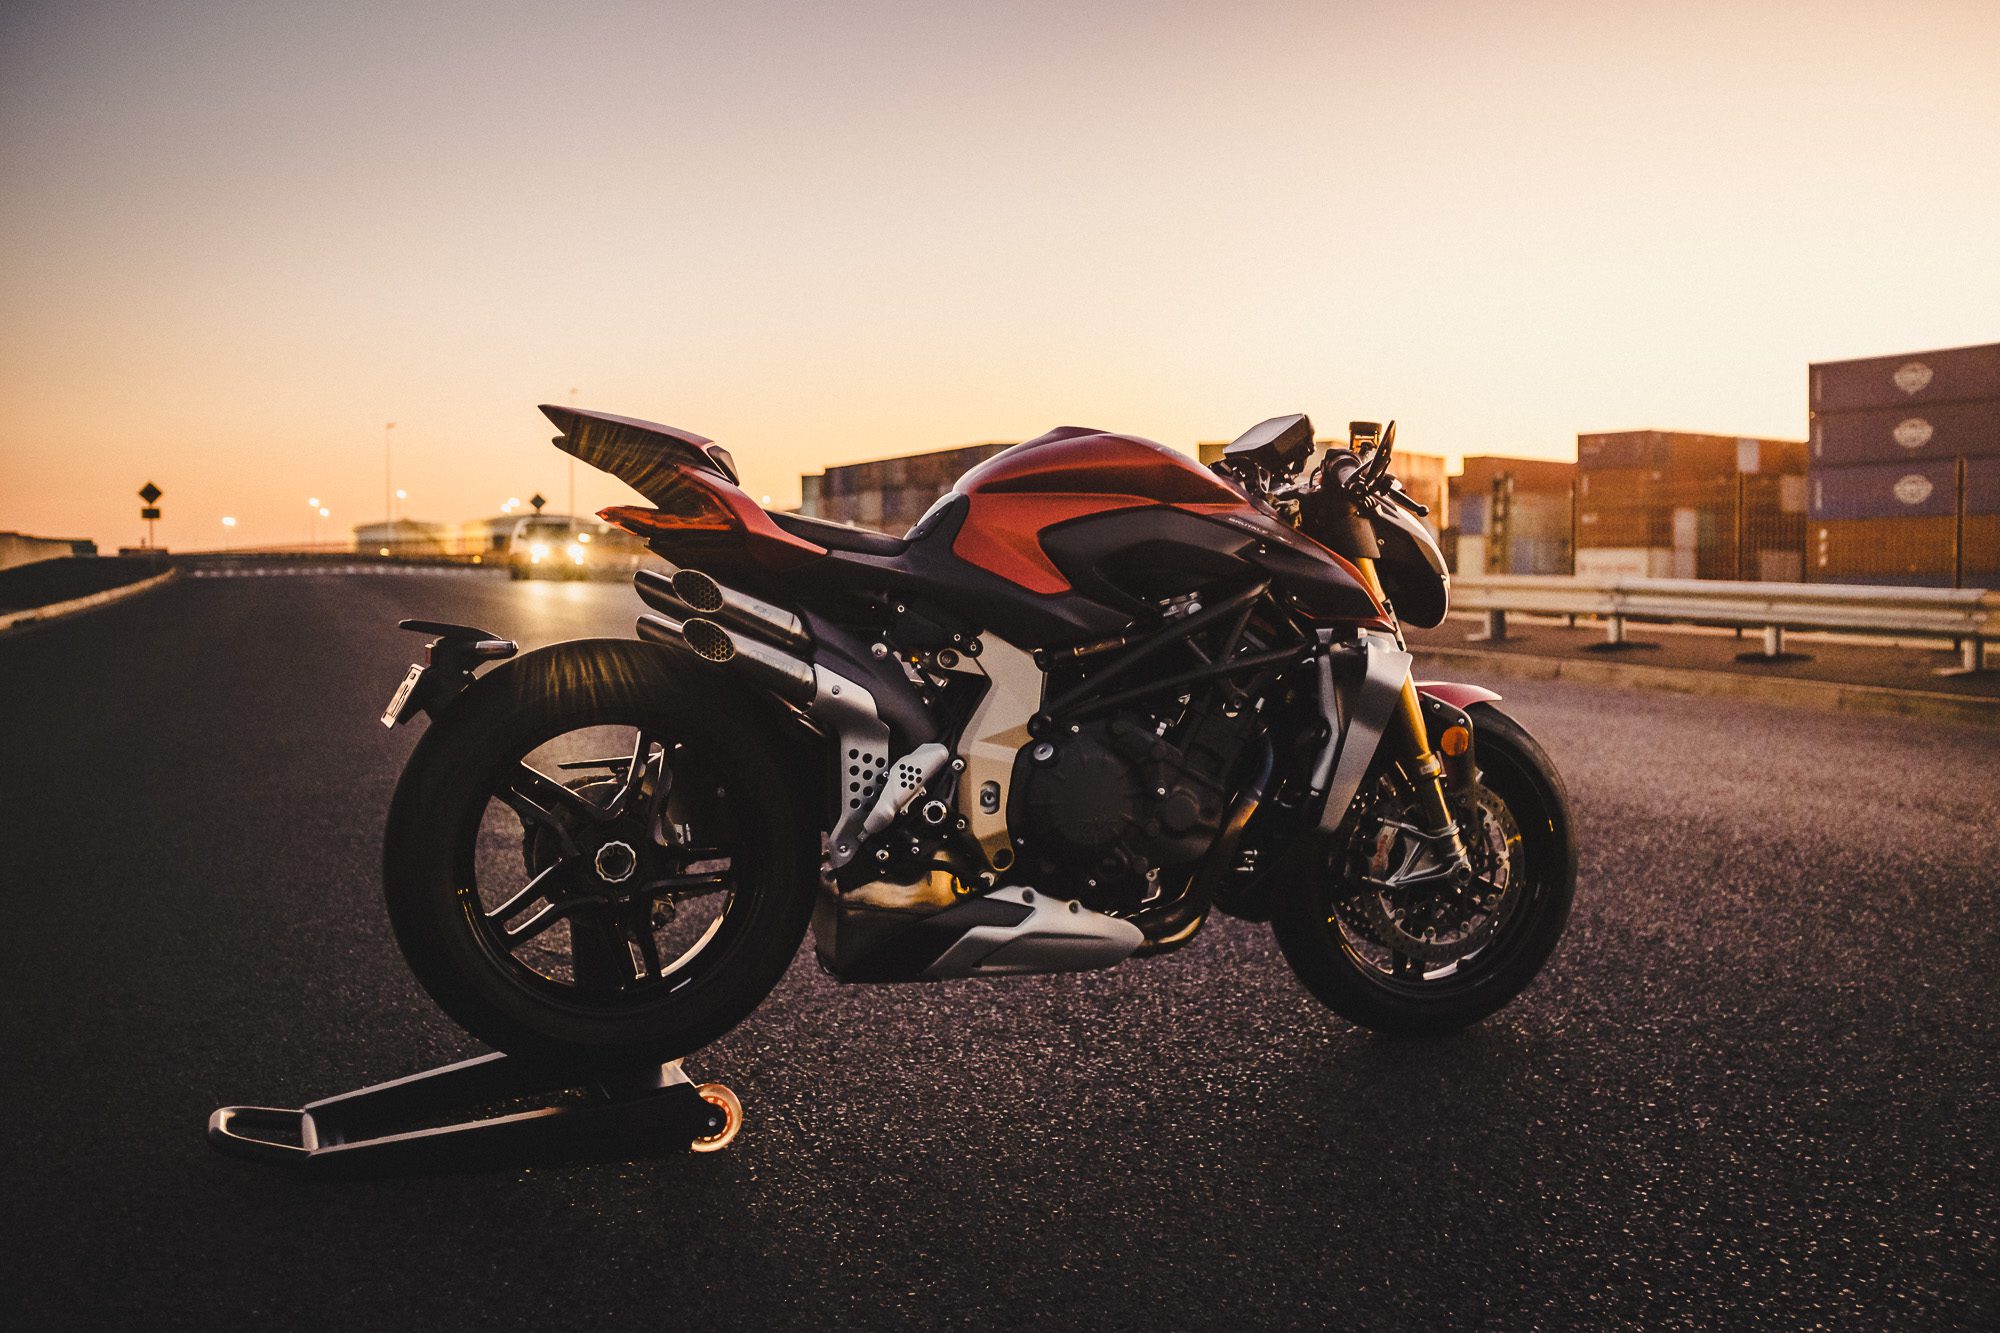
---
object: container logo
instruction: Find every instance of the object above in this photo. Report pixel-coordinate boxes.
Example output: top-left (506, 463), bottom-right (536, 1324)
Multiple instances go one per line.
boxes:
top-left (1892, 418), bottom-right (1934, 450)
top-left (1893, 362), bottom-right (1933, 395)
top-left (1892, 474), bottom-right (1934, 506)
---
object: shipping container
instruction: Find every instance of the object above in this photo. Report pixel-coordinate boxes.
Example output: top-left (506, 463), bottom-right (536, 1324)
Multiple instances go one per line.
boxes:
top-left (1576, 547), bottom-right (1675, 579)
top-left (1454, 456), bottom-right (1575, 496)
top-left (1448, 533), bottom-right (1484, 576)
top-left (1810, 515), bottom-right (2000, 584)
top-left (1577, 431), bottom-right (1802, 476)
top-left (1578, 431), bottom-right (1706, 472)
top-left (1454, 493), bottom-right (1489, 537)
top-left (1809, 396), bottom-right (2000, 466)
top-left (1505, 535), bottom-right (1573, 575)
top-left (1810, 342), bottom-right (2000, 413)
top-left (1968, 456), bottom-right (2000, 516)
top-left (1736, 437), bottom-right (1808, 475)
top-left (1577, 468), bottom-right (1734, 508)
top-left (1809, 460), bottom-right (1959, 520)
top-left (1578, 430), bottom-right (1804, 476)
top-left (1452, 487), bottom-right (1569, 540)
top-left (1450, 494), bottom-right (1572, 573)
top-left (1577, 507), bottom-right (1668, 549)
top-left (1757, 550), bottom-right (1804, 582)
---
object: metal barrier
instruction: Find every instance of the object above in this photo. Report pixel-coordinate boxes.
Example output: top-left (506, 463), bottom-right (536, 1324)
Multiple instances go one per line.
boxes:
top-left (1452, 574), bottom-right (1999, 673)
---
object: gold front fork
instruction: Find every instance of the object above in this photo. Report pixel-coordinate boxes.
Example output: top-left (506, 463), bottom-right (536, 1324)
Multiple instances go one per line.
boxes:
top-left (1353, 557), bottom-right (1471, 866)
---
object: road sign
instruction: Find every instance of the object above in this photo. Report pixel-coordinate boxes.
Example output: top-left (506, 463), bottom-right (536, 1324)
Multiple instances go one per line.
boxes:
top-left (529, 493), bottom-right (547, 513)
top-left (138, 482), bottom-right (164, 549)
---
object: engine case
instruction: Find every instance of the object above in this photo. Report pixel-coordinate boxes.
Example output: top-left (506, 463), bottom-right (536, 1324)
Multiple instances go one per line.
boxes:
top-left (1011, 701), bottom-right (1258, 907)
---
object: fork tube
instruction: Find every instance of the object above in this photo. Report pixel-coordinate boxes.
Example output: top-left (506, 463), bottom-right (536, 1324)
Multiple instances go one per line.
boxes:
top-left (1353, 556), bottom-right (1469, 862)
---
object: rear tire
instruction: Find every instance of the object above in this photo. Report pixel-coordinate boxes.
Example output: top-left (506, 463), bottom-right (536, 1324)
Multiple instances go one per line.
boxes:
top-left (1271, 703), bottom-right (1575, 1037)
top-left (384, 638), bottom-right (816, 1064)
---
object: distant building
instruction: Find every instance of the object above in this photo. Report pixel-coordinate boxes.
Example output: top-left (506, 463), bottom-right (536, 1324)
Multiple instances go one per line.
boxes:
top-left (799, 442), bottom-right (1016, 534)
top-left (435, 516), bottom-right (535, 557)
top-left (351, 518), bottom-right (447, 555)
top-left (351, 513), bottom-right (651, 577)
top-left (353, 514), bottom-right (589, 557)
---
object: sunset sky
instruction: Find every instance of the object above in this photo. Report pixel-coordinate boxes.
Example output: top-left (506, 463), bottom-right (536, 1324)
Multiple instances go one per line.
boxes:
top-left (3, 0), bottom-right (1997, 551)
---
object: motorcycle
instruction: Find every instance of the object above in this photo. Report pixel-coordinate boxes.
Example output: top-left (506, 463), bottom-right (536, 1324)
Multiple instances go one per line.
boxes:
top-left (380, 407), bottom-right (1574, 1063)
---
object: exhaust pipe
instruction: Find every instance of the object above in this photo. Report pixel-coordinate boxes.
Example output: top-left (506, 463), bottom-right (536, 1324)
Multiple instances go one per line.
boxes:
top-left (636, 611), bottom-right (815, 705)
top-left (634, 567), bottom-right (809, 655)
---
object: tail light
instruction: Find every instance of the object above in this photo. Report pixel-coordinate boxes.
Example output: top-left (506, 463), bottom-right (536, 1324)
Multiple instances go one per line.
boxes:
top-left (600, 469), bottom-right (743, 538)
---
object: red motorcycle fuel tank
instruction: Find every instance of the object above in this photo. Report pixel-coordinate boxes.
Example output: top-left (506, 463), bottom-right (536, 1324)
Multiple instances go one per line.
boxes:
top-left (948, 428), bottom-right (1385, 626)
top-left (949, 428), bottom-right (1256, 594)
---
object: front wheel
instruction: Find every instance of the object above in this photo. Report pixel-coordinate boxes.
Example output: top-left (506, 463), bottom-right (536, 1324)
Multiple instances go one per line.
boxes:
top-left (1271, 703), bottom-right (1575, 1037)
top-left (384, 638), bottom-right (816, 1064)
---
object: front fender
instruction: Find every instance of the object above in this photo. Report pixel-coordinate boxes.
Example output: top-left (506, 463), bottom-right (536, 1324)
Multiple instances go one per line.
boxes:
top-left (1415, 681), bottom-right (1502, 804)
top-left (1415, 680), bottom-right (1502, 711)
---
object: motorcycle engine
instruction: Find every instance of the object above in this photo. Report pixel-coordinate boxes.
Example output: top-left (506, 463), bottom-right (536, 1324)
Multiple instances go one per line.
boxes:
top-left (1011, 697), bottom-right (1259, 912)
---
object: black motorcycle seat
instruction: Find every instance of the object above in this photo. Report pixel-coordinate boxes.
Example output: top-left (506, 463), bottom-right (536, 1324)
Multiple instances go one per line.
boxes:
top-left (769, 510), bottom-right (910, 557)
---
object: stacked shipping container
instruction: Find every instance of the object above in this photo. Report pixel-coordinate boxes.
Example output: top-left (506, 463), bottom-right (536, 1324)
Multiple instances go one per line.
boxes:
top-left (1808, 343), bottom-right (2000, 587)
top-left (1449, 456), bottom-right (1575, 575)
top-left (1574, 431), bottom-right (1807, 580)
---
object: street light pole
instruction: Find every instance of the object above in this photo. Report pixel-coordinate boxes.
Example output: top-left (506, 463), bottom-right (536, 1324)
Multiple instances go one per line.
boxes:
top-left (383, 422), bottom-right (397, 536)
top-left (567, 387), bottom-right (578, 534)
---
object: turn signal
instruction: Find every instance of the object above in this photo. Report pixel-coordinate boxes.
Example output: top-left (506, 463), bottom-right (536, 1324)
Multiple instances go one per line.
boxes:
top-left (1440, 725), bottom-right (1471, 757)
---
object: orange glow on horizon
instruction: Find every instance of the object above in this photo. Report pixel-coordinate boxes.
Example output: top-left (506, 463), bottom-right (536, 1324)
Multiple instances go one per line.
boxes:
top-left (1, 1), bottom-right (1996, 551)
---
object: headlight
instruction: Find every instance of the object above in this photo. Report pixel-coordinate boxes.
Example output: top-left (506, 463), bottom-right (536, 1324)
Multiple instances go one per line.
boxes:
top-left (529, 542), bottom-right (549, 562)
top-left (566, 543), bottom-right (585, 563)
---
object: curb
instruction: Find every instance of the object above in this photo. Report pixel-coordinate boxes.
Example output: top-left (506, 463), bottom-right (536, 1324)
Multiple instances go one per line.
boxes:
top-left (1413, 642), bottom-right (2000, 730)
top-left (0, 567), bottom-right (180, 634)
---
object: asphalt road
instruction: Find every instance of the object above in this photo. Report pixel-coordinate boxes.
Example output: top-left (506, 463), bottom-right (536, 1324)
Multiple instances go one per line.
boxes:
top-left (1, 572), bottom-right (1993, 1331)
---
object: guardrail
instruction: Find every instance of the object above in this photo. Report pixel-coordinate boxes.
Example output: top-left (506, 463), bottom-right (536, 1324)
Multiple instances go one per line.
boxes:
top-left (170, 546), bottom-right (490, 568)
top-left (1451, 574), bottom-right (1999, 673)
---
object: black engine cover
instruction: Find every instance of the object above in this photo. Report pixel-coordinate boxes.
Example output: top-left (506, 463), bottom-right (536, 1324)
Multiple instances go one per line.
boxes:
top-left (1012, 703), bottom-right (1257, 900)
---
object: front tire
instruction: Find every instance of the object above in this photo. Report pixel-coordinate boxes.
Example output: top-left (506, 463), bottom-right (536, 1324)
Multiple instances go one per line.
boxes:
top-left (1271, 703), bottom-right (1575, 1037)
top-left (384, 638), bottom-right (816, 1064)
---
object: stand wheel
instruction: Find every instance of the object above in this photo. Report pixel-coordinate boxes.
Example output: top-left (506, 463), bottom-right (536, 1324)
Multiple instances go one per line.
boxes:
top-left (690, 1083), bottom-right (743, 1153)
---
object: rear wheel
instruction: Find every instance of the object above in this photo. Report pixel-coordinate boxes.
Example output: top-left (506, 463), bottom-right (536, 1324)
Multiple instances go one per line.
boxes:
top-left (384, 639), bottom-right (815, 1063)
top-left (1271, 704), bottom-right (1574, 1036)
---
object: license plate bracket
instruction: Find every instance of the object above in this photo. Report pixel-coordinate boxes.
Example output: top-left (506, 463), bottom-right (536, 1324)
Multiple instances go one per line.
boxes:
top-left (382, 664), bottom-right (427, 729)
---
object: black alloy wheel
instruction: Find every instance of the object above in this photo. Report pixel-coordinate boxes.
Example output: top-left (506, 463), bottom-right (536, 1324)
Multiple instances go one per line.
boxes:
top-left (1271, 703), bottom-right (1575, 1036)
top-left (385, 639), bottom-right (815, 1063)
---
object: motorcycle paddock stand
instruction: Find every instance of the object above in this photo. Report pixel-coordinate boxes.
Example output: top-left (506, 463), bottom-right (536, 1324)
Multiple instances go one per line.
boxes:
top-left (206, 1051), bottom-right (743, 1177)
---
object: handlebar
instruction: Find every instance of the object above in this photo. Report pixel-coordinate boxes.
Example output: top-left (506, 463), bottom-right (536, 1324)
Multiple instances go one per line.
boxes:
top-left (1227, 434), bottom-right (1431, 521)
top-left (1384, 485), bottom-right (1429, 518)
top-left (1302, 449), bottom-right (1428, 517)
